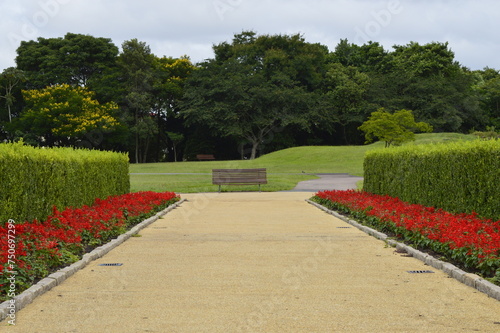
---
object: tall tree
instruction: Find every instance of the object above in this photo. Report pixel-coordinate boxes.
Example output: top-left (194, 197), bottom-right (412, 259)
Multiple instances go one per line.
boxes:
top-left (151, 56), bottom-right (195, 161)
top-left (166, 131), bottom-right (184, 162)
top-left (0, 68), bottom-right (26, 123)
top-left (182, 31), bottom-right (328, 159)
top-left (118, 39), bottom-right (157, 163)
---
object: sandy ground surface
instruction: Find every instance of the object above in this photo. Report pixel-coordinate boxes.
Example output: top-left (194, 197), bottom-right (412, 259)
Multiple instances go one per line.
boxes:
top-left (2, 192), bottom-right (500, 333)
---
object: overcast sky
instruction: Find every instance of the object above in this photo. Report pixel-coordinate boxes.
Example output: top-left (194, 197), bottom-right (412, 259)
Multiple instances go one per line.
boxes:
top-left (1, 0), bottom-right (499, 72)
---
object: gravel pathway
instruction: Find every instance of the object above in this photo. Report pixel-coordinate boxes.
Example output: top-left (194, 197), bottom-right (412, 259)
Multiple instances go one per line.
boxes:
top-left (291, 173), bottom-right (363, 191)
top-left (3, 192), bottom-right (499, 332)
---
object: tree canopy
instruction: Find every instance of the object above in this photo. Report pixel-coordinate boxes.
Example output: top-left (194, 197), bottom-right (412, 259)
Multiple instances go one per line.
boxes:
top-left (16, 33), bottom-right (119, 88)
top-left (0, 31), bottom-right (498, 161)
top-left (182, 32), bottom-right (328, 159)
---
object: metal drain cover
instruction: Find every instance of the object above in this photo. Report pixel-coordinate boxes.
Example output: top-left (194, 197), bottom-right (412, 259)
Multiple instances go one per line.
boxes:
top-left (336, 227), bottom-right (351, 229)
top-left (99, 263), bottom-right (123, 267)
top-left (407, 270), bottom-right (434, 274)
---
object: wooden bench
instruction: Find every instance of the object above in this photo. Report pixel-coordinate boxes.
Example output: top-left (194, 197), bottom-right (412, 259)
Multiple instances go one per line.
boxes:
top-left (196, 154), bottom-right (215, 161)
top-left (212, 168), bottom-right (267, 192)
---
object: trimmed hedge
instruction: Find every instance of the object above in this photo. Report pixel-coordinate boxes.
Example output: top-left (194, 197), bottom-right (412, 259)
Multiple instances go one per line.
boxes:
top-left (0, 142), bottom-right (129, 225)
top-left (363, 139), bottom-right (500, 220)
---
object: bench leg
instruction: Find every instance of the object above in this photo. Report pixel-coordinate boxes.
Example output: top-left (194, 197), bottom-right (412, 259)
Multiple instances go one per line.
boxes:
top-left (259, 184), bottom-right (261, 193)
top-left (219, 185), bottom-right (221, 193)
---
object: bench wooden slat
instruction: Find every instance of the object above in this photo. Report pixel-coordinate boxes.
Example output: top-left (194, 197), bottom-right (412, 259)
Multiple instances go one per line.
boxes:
top-left (212, 168), bottom-right (267, 192)
top-left (197, 154), bottom-right (215, 160)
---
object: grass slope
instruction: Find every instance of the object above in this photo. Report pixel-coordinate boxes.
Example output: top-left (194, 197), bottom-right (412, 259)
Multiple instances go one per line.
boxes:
top-left (130, 133), bottom-right (475, 193)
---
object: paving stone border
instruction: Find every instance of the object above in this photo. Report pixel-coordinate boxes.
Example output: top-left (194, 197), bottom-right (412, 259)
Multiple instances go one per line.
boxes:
top-left (306, 199), bottom-right (500, 302)
top-left (0, 199), bottom-right (186, 323)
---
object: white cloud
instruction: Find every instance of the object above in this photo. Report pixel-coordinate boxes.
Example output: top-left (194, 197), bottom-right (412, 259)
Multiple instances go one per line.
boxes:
top-left (0, 0), bottom-right (499, 71)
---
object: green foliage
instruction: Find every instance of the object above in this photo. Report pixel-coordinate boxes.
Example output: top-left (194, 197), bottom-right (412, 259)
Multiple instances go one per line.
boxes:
top-left (16, 33), bottom-right (119, 88)
top-left (358, 108), bottom-right (433, 147)
top-left (352, 41), bottom-right (488, 133)
top-left (317, 63), bottom-right (370, 143)
top-left (475, 68), bottom-right (500, 128)
top-left (363, 140), bottom-right (500, 220)
top-left (331, 40), bottom-right (393, 73)
top-left (391, 42), bottom-right (458, 77)
top-left (0, 142), bottom-right (129, 224)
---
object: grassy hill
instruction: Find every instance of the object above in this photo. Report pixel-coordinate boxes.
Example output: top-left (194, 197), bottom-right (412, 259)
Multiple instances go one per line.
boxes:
top-left (129, 133), bottom-right (475, 193)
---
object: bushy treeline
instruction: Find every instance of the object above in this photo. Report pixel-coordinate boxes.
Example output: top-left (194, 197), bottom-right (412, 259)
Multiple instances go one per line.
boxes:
top-left (0, 32), bottom-right (499, 161)
top-left (363, 140), bottom-right (500, 220)
top-left (0, 142), bottom-right (129, 225)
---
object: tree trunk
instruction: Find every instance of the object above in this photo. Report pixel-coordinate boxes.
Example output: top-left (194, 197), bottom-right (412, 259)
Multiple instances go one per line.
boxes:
top-left (343, 124), bottom-right (349, 145)
top-left (134, 110), bottom-right (139, 163)
top-left (7, 103), bottom-right (12, 123)
top-left (143, 136), bottom-right (150, 163)
top-left (173, 143), bottom-right (178, 162)
top-left (250, 140), bottom-right (259, 160)
top-left (134, 133), bottom-right (139, 163)
top-left (248, 128), bottom-right (270, 159)
top-left (156, 111), bottom-right (161, 162)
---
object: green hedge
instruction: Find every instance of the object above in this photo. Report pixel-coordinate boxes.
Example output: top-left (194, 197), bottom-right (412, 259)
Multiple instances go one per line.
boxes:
top-left (0, 142), bottom-right (129, 225)
top-left (363, 140), bottom-right (500, 220)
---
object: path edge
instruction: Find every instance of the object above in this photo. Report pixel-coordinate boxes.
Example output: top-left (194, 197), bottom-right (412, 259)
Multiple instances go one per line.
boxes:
top-left (0, 198), bottom-right (187, 323)
top-left (306, 199), bottom-right (500, 302)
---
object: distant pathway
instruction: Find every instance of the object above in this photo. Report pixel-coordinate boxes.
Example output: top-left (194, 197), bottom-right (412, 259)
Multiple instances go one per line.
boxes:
top-left (291, 173), bottom-right (363, 192)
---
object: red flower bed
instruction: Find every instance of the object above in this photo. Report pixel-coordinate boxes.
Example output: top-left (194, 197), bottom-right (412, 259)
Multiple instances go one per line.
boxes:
top-left (0, 191), bottom-right (179, 300)
top-left (312, 190), bottom-right (500, 281)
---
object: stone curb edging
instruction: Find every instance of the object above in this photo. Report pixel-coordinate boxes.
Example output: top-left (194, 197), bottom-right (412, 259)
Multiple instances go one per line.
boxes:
top-left (306, 199), bottom-right (500, 302)
top-left (0, 198), bottom-right (187, 323)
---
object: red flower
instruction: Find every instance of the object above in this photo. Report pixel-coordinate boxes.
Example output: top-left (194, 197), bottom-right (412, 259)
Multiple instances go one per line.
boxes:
top-left (315, 190), bottom-right (500, 264)
top-left (1, 191), bottom-right (179, 297)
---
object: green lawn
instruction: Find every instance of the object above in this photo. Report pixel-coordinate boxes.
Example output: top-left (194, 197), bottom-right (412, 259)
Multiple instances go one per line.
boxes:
top-left (130, 133), bottom-right (476, 193)
top-left (129, 173), bottom-right (314, 193)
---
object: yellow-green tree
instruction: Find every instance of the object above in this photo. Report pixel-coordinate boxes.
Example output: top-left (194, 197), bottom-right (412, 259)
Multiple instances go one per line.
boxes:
top-left (359, 108), bottom-right (433, 147)
top-left (152, 56), bottom-right (195, 161)
top-left (20, 84), bottom-right (119, 145)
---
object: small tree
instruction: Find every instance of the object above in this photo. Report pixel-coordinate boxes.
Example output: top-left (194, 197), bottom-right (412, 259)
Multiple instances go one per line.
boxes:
top-left (0, 68), bottom-right (26, 122)
top-left (166, 131), bottom-right (184, 162)
top-left (359, 108), bottom-right (433, 147)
